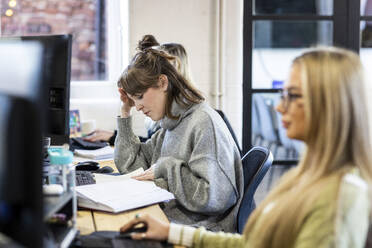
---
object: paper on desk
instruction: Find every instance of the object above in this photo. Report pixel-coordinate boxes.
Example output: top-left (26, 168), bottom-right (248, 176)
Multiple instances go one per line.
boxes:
top-left (74, 146), bottom-right (114, 160)
top-left (76, 178), bottom-right (174, 213)
top-left (93, 168), bottom-right (144, 184)
top-left (73, 156), bottom-right (113, 163)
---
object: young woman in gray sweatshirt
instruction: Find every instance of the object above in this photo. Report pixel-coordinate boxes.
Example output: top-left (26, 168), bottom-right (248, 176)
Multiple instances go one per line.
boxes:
top-left (114, 43), bottom-right (243, 232)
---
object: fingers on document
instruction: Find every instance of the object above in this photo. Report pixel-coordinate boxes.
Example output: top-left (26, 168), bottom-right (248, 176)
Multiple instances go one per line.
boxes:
top-left (132, 174), bottom-right (152, 181)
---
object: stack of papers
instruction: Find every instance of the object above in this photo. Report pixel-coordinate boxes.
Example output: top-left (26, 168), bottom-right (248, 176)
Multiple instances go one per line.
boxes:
top-left (76, 168), bottom-right (175, 213)
top-left (74, 146), bottom-right (114, 160)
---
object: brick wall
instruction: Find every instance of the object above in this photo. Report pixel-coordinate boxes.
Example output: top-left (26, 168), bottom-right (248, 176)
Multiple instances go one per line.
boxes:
top-left (0, 0), bottom-right (106, 80)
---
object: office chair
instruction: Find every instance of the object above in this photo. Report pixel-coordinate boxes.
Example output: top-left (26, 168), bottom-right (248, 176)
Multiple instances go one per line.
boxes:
top-left (237, 146), bottom-right (273, 233)
top-left (215, 109), bottom-right (242, 156)
top-left (252, 99), bottom-right (262, 146)
top-left (253, 94), bottom-right (280, 156)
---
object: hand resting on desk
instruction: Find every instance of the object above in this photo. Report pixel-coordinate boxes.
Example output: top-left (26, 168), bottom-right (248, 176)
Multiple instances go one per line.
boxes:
top-left (119, 214), bottom-right (169, 241)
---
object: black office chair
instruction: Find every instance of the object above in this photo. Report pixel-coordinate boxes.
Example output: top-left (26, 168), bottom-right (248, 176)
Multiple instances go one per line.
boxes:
top-left (237, 146), bottom-right (273, 233)
top-left (215, 109), bottom-right (242, 156)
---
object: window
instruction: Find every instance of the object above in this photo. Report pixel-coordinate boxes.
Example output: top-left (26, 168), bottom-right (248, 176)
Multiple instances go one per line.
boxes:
top-left (243, 0), bottom-right (346, 163)
top-left (0, 0), bottom-right (127, 86)
top-left (361, 0), bottom-right (372, 69)
top-left (244, 0), bottom-right (367, 163)
top-left (0, 0), bottom-right (109, 81)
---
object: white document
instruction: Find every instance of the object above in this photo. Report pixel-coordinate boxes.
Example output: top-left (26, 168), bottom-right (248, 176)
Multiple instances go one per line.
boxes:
top-left (76, 171), bottom-right (174, 213)
top-left (93, 168), bottom-right (144, 184)
top-left (74, 146), bottom-right (114, 160)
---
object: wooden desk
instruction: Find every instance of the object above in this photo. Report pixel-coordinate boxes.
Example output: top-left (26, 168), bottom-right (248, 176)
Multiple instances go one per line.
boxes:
top-left (75, 160), bottom-right (169, 235)
top-left (77, 204), bottom-right (168, 235)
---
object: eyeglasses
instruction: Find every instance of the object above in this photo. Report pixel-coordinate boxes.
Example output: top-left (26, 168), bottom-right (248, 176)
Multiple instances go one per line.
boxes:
top-left (279, 89), bottom-right (303, 111)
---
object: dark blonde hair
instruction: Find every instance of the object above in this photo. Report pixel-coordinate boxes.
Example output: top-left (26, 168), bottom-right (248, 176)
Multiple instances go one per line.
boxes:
top-left (117, 35), bottom-right (204, 119)
top-left (243, 47), bottom-right (372, 247)
top-left (160, 43), bottom-right (192, 82)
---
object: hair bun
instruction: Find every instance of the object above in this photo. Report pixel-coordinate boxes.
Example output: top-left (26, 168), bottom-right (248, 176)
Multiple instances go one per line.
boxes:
top-left (137, 35), bottom-right (160, 51)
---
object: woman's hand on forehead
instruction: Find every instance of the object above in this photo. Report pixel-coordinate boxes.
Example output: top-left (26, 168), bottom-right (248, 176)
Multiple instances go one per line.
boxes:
top-left (118, 88), bottom-right (135, 106)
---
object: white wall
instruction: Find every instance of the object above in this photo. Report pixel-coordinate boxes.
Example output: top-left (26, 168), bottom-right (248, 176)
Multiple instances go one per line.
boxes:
top-left (128, 0), bottom-right (243, 143)
top-left (360, 49), bottom-right (372, 142)
top-left (70, 0), bottom-right (243, 142)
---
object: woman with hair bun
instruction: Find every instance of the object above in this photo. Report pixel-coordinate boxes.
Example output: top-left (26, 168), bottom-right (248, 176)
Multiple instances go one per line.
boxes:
top-left (114, 35), bottom-right (243, 232)
top-left (84, 35), bottom-right (194, 144)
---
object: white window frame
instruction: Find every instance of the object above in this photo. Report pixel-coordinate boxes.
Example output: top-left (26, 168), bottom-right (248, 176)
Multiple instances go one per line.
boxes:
top-left (70, 0), bottom-right (129, 100)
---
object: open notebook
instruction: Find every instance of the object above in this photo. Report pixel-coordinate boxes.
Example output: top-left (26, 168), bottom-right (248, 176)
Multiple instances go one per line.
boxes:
top-left (76, 168), bottom-right (174, 213)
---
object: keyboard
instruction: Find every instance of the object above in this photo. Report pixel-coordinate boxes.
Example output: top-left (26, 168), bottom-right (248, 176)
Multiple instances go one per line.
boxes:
top-left (71, 137), bottom-right (108, 150)
top-left (72, 231), bottom-right (170, 248)
top-left (75, 171), bottom-right (96, 186)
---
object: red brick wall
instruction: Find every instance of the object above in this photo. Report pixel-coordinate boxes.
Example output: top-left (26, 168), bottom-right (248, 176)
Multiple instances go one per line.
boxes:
top-left (0, 0), bottom-right (107, 80)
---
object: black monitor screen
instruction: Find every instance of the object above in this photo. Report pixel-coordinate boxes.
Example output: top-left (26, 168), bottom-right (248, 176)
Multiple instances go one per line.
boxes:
top-left (0, 41), bottom-right (45, 247)
top-left (20, 34), bottom-right (72, 145)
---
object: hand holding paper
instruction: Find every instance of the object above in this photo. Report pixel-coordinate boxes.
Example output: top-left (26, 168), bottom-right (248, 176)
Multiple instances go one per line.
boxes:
top-left (131, 167), bottom-right (154, 181)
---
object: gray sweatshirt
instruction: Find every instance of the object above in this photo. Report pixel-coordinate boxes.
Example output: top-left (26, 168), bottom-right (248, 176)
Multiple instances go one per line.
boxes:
top-left (114, 101), bottom-right (243, 232)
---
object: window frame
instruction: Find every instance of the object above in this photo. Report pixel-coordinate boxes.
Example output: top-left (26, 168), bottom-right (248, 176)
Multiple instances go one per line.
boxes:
top-left (243, 0), bottom-right (361, 164)
top-left (70, 0), bottom-right (129, 100)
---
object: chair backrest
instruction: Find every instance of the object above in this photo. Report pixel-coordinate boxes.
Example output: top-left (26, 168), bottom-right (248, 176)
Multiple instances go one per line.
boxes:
top-left (253, 94), bottom-right (278, 143)
top-left (237, 146), bottom-right (273, 233)
top-left (252, 98), bottom-right (261, 138)
top-left (215, 109), bottom-right (242, 155)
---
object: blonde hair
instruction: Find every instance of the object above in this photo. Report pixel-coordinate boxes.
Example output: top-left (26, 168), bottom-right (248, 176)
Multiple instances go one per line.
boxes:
top-left (243, 47), bottom-right (372, 247)
top-left (160, 43), bottom-right (192, 82)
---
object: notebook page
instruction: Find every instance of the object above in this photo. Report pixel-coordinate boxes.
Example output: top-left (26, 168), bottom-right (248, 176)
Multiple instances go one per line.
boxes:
top-left (76, 178), bottom-right (174, 213)
top-left (74, 146), bottom-right (114, 160)
top-left (93, 168), bottom-right (144, 184)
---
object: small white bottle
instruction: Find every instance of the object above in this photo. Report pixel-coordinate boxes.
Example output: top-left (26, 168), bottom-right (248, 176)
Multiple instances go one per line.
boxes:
top-left (47, 147), bottom-right (75, 193)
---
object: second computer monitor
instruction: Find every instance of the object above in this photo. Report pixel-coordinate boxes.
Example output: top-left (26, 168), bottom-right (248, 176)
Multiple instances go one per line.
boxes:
top-left (21, 34), bottom-right (72, 145)
top-left (0, 40), bottom-right (45, 247)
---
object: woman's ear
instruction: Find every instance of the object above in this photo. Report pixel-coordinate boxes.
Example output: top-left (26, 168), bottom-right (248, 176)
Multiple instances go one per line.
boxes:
top-left (159, 74), bottom-right (168, 91)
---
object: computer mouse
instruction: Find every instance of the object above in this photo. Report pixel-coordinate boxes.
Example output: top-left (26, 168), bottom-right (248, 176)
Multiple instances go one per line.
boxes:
top-left (75, 161), bottom-right (100, 171)
top-left (95, 166), bottom-right (114, 174)
top-left (117, 225), bottom-right (147, 239)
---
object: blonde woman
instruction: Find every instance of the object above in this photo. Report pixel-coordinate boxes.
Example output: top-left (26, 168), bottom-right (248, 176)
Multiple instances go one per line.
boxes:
top-left (120, 47), bottom-right (372, 247)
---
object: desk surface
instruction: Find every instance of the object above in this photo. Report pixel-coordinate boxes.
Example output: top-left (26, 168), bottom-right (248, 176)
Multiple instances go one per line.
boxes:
top-left (75, 159), bottom-right (169, 235)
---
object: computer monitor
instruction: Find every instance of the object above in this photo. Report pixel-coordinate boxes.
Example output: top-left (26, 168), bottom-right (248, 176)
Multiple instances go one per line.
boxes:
top-left (0, 41), bottom-right (45, 247)
top-left (19, 34), bottom-right (72, 145)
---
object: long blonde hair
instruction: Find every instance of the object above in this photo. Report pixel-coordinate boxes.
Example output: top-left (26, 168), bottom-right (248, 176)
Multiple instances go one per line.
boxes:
top-left (243, 47), bottom-right (372, 247)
